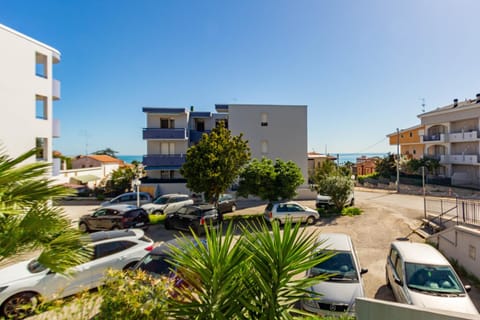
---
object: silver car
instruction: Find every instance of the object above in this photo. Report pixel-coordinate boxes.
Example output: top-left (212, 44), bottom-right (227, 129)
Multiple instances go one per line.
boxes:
top-left (141, 193), bottom-right (193, 215)
top-left (385, 240), bottom-right (478, 315)
top-left (302, 233), bottom-right (368, 316)
top-left (101, 192), bottom-right (153, 207)
top-left (264, 201), bottom-right (319, 225)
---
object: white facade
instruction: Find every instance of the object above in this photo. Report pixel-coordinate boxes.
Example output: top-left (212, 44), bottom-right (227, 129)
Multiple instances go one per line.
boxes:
top-left (224, 104), bottom-right (309, 185)
top-left (0, 24), bottom-right (61, 171)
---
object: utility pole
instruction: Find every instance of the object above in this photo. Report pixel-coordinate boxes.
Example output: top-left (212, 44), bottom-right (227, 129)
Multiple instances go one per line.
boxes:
top-left (396, 128), bottom-right (400, 193)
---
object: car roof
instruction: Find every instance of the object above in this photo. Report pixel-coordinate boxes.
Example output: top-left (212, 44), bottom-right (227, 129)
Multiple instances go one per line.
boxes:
top-left (115, 192), bottom-right (150, 197)
top-left (272, 201), bottom-right (301, 205)
top-left (159, 193), bottom-right (189, 197)
top-left (182, 204), bottom-right (216, 210)
top-left (391, 241), bottom-right (449, 265)
top-left (316, 233), bottom-right (353, 252)
top-left (98, 204), bottom-right (141, 212)
top-left (88, 229), bottom-right (144, 242)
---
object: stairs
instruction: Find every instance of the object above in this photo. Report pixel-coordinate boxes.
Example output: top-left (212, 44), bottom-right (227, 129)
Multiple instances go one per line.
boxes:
top-left (414, 218), bottom-right (445, 239)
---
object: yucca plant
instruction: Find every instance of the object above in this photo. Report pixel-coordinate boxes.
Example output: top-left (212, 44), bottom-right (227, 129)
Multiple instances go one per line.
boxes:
top-left (0, 147), bottom-right (91, 273)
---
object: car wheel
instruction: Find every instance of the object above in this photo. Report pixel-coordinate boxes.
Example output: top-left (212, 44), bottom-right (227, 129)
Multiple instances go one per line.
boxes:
top-left (231, 204), bottom-right (236, 212)
top-left (350, 198), bottom-right (355, 207)
top-left (78, 222), bottom-right (89, 233)
top-left (152, 210), bottom-right (163, 215)
top-left (1, 292), bottom-right (39, 319)
top-left (306, 216), bottom-right (316, 225)
top-left (123, 261), bottom-right (138, 271)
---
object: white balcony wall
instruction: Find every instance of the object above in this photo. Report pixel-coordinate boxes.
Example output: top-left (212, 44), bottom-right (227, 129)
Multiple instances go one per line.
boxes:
top-left (441, 154), bottom-right (478, 165)
top-left (449, 131), bottom-right (478, 142)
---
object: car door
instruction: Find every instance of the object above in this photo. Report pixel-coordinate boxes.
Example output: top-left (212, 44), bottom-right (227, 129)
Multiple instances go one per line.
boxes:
top-left (169, 207), bottom-right (187, 229)
top-left (275, 204), bottom-right (289, 223)
top-left (286, 203), bottom-right (304, 222)
top-left (387, 247), bottom-right (408, 303)
top-left (90, 208), bottom-right (110, 230)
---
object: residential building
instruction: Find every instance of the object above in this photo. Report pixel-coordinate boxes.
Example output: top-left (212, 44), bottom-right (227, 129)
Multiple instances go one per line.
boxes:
top-left (307, 152), bottom-right (337, 182)
top-left (72, 154), bottom-right (124, 175)
top-left (419, 94), bottom-right (480, 187)
top-left (0, 24), bottom-right (61, 174)
top-left (386, 125), bottom-right (425, 159)
top-left (142, 104), bottom-right (308, 196)
top-left (355, 156), bottom-right (379, 176)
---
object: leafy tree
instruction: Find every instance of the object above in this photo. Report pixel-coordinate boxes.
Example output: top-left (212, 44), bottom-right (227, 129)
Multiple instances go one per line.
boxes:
top-left (237, 158), bottom-right (304, 202)
top-left (316, 175), bottom-right (354, 212)
top-left (0, 148), bottom-right (91, 273)
top-left (375, 153), bottom-right (397, 178)
top-left (104, 166), bottom-right (135, 195)
top-left (180, 122), bottom-right (250, 202)
top-left (92, 148), bottom-right (118, 158)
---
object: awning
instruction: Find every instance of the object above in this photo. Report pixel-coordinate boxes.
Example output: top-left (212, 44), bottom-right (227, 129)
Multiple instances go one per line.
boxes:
top-left (70, 175), bottom-right (101, 184)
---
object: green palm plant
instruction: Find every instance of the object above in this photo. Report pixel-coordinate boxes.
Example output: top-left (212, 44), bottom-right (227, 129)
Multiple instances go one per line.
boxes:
top-left (166, 220), bottom-right (332, 320)
top-left (0, 147), bottom-right (91, 273)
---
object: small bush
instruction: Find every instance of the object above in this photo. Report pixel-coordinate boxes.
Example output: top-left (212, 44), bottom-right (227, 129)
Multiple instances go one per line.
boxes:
top-left (358, 172), bottom-right (379, 184)
top-left (341, 207), bottom-right (363, 217)
top-left (149, 213), bottom-right (166, 224)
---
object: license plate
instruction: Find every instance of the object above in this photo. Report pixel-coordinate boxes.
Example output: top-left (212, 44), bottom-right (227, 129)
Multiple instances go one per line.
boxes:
top-left (135, 222), bottom-right (145, 227)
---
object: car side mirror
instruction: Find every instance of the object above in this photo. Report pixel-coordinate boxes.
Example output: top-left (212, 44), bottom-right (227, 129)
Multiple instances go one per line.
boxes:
top-left (464, 284), bottom-right (471, 292)
top-left (394, 277), bottom-right (403, 286)
top-left (360, 268), bottom-right (368, 275)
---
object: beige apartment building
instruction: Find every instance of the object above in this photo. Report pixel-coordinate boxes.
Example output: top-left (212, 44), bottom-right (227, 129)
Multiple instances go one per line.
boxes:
top-left (0, 24), bottom-right (61, 173)
top-left (419, 94), bottom-right (480, 187)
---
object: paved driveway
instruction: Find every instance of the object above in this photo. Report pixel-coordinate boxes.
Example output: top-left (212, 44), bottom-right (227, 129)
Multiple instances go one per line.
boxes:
top-left (59, 188), bottom-right (480, 309)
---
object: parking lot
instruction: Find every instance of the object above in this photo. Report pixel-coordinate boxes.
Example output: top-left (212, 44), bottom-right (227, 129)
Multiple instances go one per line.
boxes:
top-left (60, 188), bottom-right (480, 309)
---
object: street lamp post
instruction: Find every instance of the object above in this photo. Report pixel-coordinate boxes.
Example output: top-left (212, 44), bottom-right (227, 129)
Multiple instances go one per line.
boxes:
top-left (134, 164), bottom-right (144, 207)
top-left (396, 128), bottom-right (400, 193)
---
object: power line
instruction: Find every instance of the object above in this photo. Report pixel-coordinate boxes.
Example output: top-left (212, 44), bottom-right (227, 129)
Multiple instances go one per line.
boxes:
top-left (355, 137), bottom-right (388, 154)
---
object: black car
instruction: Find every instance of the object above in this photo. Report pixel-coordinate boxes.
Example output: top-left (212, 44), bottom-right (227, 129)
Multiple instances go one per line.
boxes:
top-left (164, 204), bottom-right (219, 235)
top-left (78, 204), bottom-right (149, 232)
top-left (217, 193), bottom-right (237, 214)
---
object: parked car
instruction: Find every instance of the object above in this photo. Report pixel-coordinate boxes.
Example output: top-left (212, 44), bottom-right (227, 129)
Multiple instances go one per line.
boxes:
top-left (101, 192), bottom-right (153, 207)
top-left (264, 201), bottom-right (319, 225)
top-left (302, 233), bottom-right (368, 316)
top-left (316, 191), bottom-right (354, 209)
top-left (78, 204), bottom-right (149, 232)
top-left (385, 240), bottom-right (478, 315)
top-left (216, 193), bottom-right (237, 214)
top-left (0, 229), bottom-right (153, 319)
top-left (164, 204), bottom-right (219, 235)
top-left (141, 193), bottom-right (193, 215)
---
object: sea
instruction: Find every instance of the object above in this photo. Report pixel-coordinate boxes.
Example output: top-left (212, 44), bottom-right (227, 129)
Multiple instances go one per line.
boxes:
top-left (117, 153), bottom-right (388, 165)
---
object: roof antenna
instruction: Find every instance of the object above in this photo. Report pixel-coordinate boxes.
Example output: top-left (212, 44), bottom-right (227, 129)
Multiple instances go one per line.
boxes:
top-left (420, 98), bottom-right (425, 113)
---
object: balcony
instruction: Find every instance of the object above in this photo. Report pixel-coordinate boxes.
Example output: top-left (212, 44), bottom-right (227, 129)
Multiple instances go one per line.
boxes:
top-left (189, 130), bottom-right (211, 144)
top-left (143, 154), bottom-right (186, 167)
top-left (421, 134), bottom-right (445, 143)
top-left (440, 154), bottom-right (479, 165)
top-left (448, 131), bottom-right (478, 143)
top-left (52, 79), bottom-right (61, 100)
top-left (52, 119), bottom-right (60, 138)
top-left (142, 128), bottom-right (187, 140)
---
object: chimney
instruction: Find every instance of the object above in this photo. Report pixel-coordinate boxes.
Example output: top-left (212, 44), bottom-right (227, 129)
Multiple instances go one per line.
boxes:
top-left (453, 98), bottom-right (458, 107)
top-left (476, 93), bottom-right (480, 104)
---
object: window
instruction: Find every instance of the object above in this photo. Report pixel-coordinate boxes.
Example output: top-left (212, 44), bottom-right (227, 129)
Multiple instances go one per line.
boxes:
top-left (35, 52), bottom-right (48, 78)
top-left (35, 137), bottom-right (48, 161)
top-left (261, 140), bottom-right (268, 154)
top-left (261, 112), bottom-right (268, 126)
top-left (195, 119), bottom-right (205, 132)
top-left (36, 95), bottom-right (48, 120)
top-left (160, 118), bottom-right (174, 129)
top-left (409, 132), bottom-right (413, 137)
top-left (94, 241), bottom-right (135, 259)
top-left (413, 149), bottom-right (416, 154)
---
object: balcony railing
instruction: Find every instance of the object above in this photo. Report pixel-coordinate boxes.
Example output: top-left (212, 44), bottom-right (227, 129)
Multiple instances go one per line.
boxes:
top-left (421, 134), bottom-right (445, 143)
top-left (142, 128), bottom-right (187, 140)
top-left (440, 154), bottom-right (479, 165)
top-left (189, 130), bottom-right (211, 143)
top-left (52, 79), bottom-right (61, 100)
top-left (448, 131), bottom-right (478, 143)
top-left (52, 119), bottom-right (60, 138)
top-left (143, 154), bottom-right (186, 167)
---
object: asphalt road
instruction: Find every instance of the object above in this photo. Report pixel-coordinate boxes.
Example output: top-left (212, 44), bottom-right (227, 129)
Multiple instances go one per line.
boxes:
top-left (59, 188), bottom-right (480, 310)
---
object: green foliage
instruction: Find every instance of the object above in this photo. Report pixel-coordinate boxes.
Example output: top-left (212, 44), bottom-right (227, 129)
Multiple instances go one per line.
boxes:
top-left (104, 166), bottom-right (135, 195)
top-left (97, 269), bottom-right (171, 320)
top-left (92, 147), bottom-right (118, 158)
top-left (237, 157), bottom-right (304, 201)
top-left (375, 153), bottom-right (396, 178)
top-left (312, 159), bottom-right (337, 184)
top-left (404, 156), bottom-right (440, 175)
top-left (357, 172), bottom-right (379, 184)
top-left (341, 207), bottom-right (362, 216)
top-left (316, 176), bottom-right (354, 212)
top-left (180, 121), bottom-right (250, 202)
top-left (0, 147), bottom-right (91, 273)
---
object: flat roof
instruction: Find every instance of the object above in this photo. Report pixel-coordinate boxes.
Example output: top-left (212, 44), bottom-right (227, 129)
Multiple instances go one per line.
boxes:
top-left (0, 24), bottom-right (60, 58)
top-left (142, 107), bottom-right (186, 114)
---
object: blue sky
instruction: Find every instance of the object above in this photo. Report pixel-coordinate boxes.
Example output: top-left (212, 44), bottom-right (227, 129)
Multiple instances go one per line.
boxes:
top-left (2, 0), bottom-right (480, 156)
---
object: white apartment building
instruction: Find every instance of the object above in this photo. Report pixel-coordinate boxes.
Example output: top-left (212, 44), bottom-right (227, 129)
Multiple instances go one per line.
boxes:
top-left (142, 104), bottom-right (308, 196)
top-left (419, 94), bottom-right (480, 187)
top-left (0, 24), bottom-right (61, 172)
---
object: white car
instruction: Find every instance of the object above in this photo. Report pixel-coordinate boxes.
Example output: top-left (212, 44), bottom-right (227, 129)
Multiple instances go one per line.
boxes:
top-left (264, 201), bottom-right (319, 225)
top-left (385, 240), bottom-right (478, 315)
top-left (316, 191), bottom-right (354, 209)
top-left (302, 233), bottom-right (368, 316)
top-left (141, 193), bottom-right (193, 215)
top-left (0, 229), bottom-right (153, 319)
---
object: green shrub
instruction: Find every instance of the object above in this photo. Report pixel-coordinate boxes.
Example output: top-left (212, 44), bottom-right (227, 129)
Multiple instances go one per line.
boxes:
top-left (357, 172), bottom-right (379, 184)
top-left (341, 207), bottom-right (362, 217)
top-left (148, 213), bottom-right (166, 224)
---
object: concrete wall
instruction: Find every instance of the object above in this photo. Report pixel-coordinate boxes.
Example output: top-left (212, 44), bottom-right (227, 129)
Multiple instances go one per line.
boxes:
top-left (0, 24), bottom-right (59, 168)
top-left (356, 297), bottom-right (479, 320)
top-left (52, 167), bottom-right (105, 189)
top-left (429, 225), bottom-right (480, 280)
top-left (228, 104), bottom-right (308, 186)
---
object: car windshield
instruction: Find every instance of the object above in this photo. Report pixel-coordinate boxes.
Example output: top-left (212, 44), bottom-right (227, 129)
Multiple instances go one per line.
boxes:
top-left (153, 196), bottom-right (169, 205)
top-left (137, 254), bottom-right (173, 277)
top-left (405, 262), bottom-right (464, 295)
top-left (27, 259), bottom-right (47, 273)
top-left (310, 251), bottom-right (359, 282)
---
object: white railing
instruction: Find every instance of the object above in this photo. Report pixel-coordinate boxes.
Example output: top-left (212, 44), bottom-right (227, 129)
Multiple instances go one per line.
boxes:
top-left (448, 131), bottom-right (478, 142)
top-left (440, 154), bottom-right (478, 165)
top-left (52, 79), bottom-right (61, 100)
